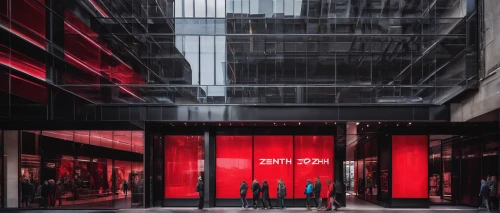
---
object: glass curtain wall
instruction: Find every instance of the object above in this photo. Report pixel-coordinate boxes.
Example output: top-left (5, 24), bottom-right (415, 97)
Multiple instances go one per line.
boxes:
top-left (16, 130), bottom-right (144, 209)
top-left (0, 0), bottom-right (468, 105)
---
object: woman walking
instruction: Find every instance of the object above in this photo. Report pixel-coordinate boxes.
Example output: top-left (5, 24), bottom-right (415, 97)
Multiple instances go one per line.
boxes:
top-left (327, 180), bottom-right (341, 211)
top-left (305, 179), bottom-right (314, 210)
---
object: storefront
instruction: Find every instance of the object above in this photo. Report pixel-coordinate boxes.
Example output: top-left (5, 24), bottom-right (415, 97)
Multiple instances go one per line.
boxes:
top-left (154, 126), bottom-right (338, 207)
top-left (352, 124), bottom-right (500, 208)
top-left (0, 122), bottom-right (498, 209)
top-left (1, 129), bottom-right (145, 209)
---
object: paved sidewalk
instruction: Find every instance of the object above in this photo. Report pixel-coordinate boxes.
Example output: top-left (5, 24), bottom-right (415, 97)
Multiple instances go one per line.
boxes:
top-left (9, 197), bottom-right (481, 213)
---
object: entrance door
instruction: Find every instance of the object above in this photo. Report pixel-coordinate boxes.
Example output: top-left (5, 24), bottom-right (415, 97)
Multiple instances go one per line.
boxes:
top-left (459, 136), bottom-right (481, 206)
top-left (344, 161), bottom-right (354, 194)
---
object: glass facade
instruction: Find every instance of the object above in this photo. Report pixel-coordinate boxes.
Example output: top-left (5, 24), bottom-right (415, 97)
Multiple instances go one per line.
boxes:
top-left (0, 0), bottom-right (478, 108)
top-left (0, 0), bottom-right (496, 210)
top-left (1, 130), bottom-right (144, 209)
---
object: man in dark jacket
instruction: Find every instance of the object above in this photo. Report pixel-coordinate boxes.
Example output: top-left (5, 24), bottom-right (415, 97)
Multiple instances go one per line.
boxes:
top-left (480, 179), bottom-right (490, 211)
top-left (21, 179), bottom-right (35, 208)
top-left (41, 181), bottom-right (49, 208)
top-left (314, 177), bottom-right (322, 208)
top-left (196, 176), bottom-right (204, 209)
top-left (240, 181), bottom-right (249, 208)
top-left (262, 180), bottom-right (272, 209)
top-left (252, 179), bottom-right (261, 209)
top-left (490, 176), bottom-right (498, 210)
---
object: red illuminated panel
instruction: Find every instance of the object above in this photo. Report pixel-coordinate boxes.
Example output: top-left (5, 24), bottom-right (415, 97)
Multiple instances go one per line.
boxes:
top-left (293, 136), bottom-right (334, 198)
top-left (0, 45), bottom-right (46, 80)
top-left (392, 135), bottom-right (428, 198)
top-left (10, 74), bottom-right (48, 103)
top-left (253, 136), bottom-right (293, 198)
top-left (64, 12), bottom-right (102, 76)
top-left (164, 136), bottom-right (204, 198)
top-left (63, 10), bottom-right (144, 100)
top-left (9, 0), bottom-right (46, 49)
top-left (215, 136), bottom-right (252, 198)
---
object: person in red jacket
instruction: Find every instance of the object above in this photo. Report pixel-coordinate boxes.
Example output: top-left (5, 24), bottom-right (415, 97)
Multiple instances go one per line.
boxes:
top-left (327, 180), bottom-right (341, 211)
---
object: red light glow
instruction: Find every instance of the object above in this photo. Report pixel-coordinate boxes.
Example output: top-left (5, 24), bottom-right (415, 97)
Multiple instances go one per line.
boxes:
top-left (392, 135), bottom-right (428, 199)
top-left (88, 0), bottom-right (110, 18)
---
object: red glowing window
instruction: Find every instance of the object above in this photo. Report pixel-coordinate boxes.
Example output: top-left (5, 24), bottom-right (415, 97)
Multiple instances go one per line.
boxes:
top-left (0, 44), bottom-right (46, 81)
top-left (253, 136), bottom-right (293, 199)
top-left (164, 136), bottom-right (204, 198)
top-left (392, 135), bottom-right (428, 199)
top-left (293, 136), bottom-right (334, 198)
top-left (215, 136), bottom-right (253, 198)
top-left (10, 0), bottom-right (46, 49)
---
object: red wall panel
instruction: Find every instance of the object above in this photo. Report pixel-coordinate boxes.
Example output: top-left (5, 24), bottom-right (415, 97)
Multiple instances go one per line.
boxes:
top-left (392, 135), bottom-right (428, 198)
top-left (253, 136), bottom-right (293, 198)
top-left (215, 136), bottom-right (253, 198)
top-left (164, 136), bottom-right (204, 198)
top-left (293, 136), bottom-right (334, 198)
top-left (10, 0), bottom-right (46, 49)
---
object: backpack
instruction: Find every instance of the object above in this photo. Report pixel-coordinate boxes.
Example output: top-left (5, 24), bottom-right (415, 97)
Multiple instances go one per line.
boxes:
top-left (279, 184), bottom-right (287, 197)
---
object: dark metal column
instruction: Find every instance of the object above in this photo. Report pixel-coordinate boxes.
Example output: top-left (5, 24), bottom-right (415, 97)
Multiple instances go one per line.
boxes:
top-left (335, 123), bottom-right (347, 207)
top-left (144, 127), bottom-right (153, 208)
top-left (204, 127), bottom-right (216, 207)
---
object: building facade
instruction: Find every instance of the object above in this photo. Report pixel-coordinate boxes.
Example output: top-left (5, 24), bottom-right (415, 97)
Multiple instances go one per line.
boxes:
top-left (0, 0), bottom-right (498, 209)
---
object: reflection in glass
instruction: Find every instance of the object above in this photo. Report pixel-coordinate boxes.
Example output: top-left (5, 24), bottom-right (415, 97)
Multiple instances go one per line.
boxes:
top-left (19, 130), bottom-right (144, 209)
top-left (215, 136), bottom-right (252, 198)
top-left (442, 140), bottom-right (453, 201)
top-left (164, 135), bottom-right (205, 198)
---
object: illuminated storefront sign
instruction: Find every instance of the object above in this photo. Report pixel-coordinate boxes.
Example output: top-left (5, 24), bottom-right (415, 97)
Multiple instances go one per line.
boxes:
top-left (258, 158), bottom-right (330, 165)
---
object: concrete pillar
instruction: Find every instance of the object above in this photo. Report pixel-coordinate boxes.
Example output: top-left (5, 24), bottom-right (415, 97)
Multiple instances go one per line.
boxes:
top-left (4, 131), bottom-right (19, 208)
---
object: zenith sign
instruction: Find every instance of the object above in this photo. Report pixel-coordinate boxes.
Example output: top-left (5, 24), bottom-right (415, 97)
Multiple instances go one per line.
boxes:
top-left (259, 158), bottom-right (329, 165)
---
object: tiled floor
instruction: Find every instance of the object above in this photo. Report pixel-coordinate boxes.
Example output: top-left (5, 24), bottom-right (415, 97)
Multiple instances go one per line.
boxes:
top-left (12, 196), bottom-right (482, 213)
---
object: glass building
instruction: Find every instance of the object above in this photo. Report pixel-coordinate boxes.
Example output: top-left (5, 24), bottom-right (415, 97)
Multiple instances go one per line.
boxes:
top-left (0, 0), bottom-right (498, 210)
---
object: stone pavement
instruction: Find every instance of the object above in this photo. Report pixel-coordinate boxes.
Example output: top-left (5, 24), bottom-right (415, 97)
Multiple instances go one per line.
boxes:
top-left (8, 196), bottom-right (482, 213)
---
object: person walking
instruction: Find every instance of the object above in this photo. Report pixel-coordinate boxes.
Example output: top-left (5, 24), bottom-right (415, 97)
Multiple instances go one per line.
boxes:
top-left (327, 180), bottom-right (341, 211)
top-left (40, 181), bottom-right (49, 208)
top-left (305, 179), bottom-right (314, 210)
top-left (48, 179), bottom-right (56, 207)
top-left (262, 180), bottom-right (272, 209)
top-left (196, 176), bottom-right (204, 209)
top-left (21, 179), bottom-right (35, 208)
top-left (314, 177), bottom-right (322, 209)
top-left (490, 176), bottom-right (498, 210)
top-left (240, 181), bottom-right (249, 208)
top-left (123, 180), bottom-right (129, 197)
top-left (277, 178), bottom-right (286, 209)
top-left (480, 179), bottom-right (491, 211)
top-left (55, 180), bottom-right (64, 207)
top-left (252, 179), bottom-right (261, 209)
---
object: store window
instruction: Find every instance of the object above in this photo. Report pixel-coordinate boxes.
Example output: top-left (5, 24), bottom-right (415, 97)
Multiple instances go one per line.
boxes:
top-left (392, 135), bottom-right (428, 199)
top-left (215, 136), bottom-right (252, 198)
top-left (253, 136), bottom-right (293, 198)
top-left (19, 130), bottom-right (144, 209)
top-left (164, 136), bottom-right (204, 198)
top-left (293, 136), bottom-right (334, 198)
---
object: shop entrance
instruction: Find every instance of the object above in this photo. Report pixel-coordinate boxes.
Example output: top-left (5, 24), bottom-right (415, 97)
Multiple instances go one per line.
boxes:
top-left (428, 135), bottom-right (455, 204)
top-left (344, 161), bottom-right (354, 194)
